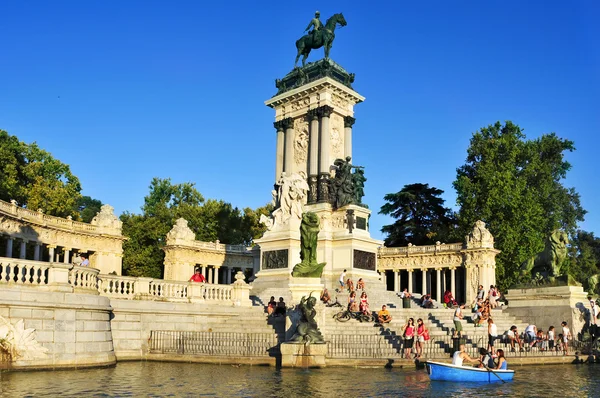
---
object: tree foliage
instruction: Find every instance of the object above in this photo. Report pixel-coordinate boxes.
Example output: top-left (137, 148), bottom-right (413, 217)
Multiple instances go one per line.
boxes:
top-left (379, 183), bottom-right (457, 247)
top-left (453, 121), bottom-right (586, 289)
top-left (566, 231), bottom-right (600, 293)
top-left (121, 177), bottom-right (270, 278)
top-left (0, 129), bottom-right (102, 220)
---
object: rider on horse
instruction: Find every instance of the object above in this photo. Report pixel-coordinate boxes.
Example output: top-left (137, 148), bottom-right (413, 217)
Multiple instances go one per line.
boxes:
top-left (304, 11), bottom-right (322, 43)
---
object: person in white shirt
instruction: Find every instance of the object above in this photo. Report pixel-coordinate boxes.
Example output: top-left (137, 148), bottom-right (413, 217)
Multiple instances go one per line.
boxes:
top-left (561, 321), bottom-right (572, 355)
top-left (488, 318), bottom-right (498, 355)
top-left (452, 344), bottom-right (477, 366)
top-left (338, 269), bottom-right (346, 292)
top-left (524, 324), bottom-right (537, 347)
top-left (80, 254), bottom-right (90, 267)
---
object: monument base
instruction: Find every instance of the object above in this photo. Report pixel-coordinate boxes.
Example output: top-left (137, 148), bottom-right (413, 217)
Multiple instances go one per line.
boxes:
top-left (505, 285), bottom-right (592, 338)
top-left (289, 277), bottom-right (324, 304)
top-left (280, 342), bottom-right (327, 368)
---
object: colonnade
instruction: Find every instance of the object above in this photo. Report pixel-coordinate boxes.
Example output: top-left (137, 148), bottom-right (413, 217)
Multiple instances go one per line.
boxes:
top-left (273, 106), bottom-right (356, 204)
top-left (388, 267), bottom-right (460, 303)
top-left (1, 235), bottom-right (92, 265)
top-left (193, 264), bottom-right (252, 285)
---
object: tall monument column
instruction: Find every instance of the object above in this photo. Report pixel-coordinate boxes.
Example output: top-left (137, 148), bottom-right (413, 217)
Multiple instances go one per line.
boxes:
top-left (308, 109), bottom-right (319, 203)
top-left (318, 105), bottom-right (333, 203)
top-left (274, 121), bottom-right (285, 182)
top-left (282, 117), bottom-right (295, 173)
top-left (344, 116), bottom-right (355, 159)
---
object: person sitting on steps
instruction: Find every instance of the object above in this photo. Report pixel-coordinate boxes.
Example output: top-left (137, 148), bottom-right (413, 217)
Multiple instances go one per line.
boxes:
top-left (377, 305), bottom-right (392, 325)
top-left (507, 325), bottom-right (524, 351)
top-left (356, 278), bottom-right (365, 290)
top-left (320, 288), bottom-right (331, 305)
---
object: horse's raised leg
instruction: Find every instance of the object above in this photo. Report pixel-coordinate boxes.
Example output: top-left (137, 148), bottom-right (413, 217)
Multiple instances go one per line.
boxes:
top-left (324, 43), bottom-right (331, 60)
top-left (295, 52), bottom-right (301, 68)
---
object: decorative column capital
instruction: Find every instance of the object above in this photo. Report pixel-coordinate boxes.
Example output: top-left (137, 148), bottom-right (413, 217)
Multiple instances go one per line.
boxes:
top-left (273, 120), bottom-right (285, 131)
top-left (317, 105), bottom-right (334, 118)
top-left (343, 116), bottom-right (356, 128)
top-left (281, 117), bottom-right (294, 130)
top-left (307, 109), bottom-right (319, 121)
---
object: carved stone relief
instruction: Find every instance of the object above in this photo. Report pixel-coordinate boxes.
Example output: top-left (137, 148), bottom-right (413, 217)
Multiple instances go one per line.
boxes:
top-left (294, 118), bottom-right (309, 165)
top-left (262, 249), bottom-right (289, 270)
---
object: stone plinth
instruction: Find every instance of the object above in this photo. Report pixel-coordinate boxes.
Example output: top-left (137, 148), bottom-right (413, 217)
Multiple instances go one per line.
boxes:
top-left (505, 285), bottom-right (592, 338)
top-left (280, 342), bottom-right (327, 368)
top-left (288, 277), bottom-right (324, 304)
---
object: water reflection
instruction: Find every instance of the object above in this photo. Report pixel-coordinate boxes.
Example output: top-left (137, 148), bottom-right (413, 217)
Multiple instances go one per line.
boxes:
top-left (0, 362), bottom-right (598, 397)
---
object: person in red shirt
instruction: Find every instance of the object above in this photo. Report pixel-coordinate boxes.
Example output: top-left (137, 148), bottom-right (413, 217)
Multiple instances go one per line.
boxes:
top-left (189, 269), bottom-right (206, 283)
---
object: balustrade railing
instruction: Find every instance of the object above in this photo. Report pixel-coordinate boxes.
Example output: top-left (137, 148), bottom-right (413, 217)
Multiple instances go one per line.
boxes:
top-left (69, 265), bottom-right (99, 293)
top-left (0, 258), bottom-right (50, 286)
top-left (149, 280), bottom-right (189, 300)
top-left (379, 242), bottom-right (464, 256)
top-left (149, 330), bottom-right (278, 357)
top-left (0, 257), bottom-right (249, 305)
top-left (97, 274), bottom-right (137, 298)
top-left (0, 198), bottom-right (117, 235)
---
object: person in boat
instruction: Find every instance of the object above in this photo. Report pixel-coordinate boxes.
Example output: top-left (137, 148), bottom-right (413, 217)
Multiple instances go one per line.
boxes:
top-left (495, 348), bottom-right (508, 370)
top-left (477, 348), bottom-right (495, 369)
top-left (452, 344), bottom-right (478, 367)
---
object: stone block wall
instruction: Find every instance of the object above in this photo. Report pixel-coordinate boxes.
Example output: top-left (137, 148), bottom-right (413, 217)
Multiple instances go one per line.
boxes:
top-left (0, 287), bottom-right (116, 369)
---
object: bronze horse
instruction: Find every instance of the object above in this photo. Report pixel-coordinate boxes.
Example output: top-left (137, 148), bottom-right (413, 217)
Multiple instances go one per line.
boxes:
top-left (295, 13), bottom-right (347, 68)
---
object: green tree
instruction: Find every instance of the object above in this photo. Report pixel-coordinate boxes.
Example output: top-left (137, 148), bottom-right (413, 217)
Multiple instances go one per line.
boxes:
top-left (1, 129), bottom-right (105, 220)
top-left (121, 177), bottom-right (269, 277)
top-left (566, 231), bottom-right (600, 293)
top-left (379, 183), bottom-right (457, 247)
top-left (75, 196), bottom-right (103, 223)
top-left (453, 121), bottom-right (586, 289)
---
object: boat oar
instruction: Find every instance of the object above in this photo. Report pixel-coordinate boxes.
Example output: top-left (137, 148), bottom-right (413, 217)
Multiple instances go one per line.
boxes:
top-left (482, 362), bottom-right (506, 384)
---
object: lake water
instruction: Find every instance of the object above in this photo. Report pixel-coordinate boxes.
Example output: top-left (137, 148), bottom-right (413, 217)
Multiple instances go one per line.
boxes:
top-left (1, 362), bottom-right (599, 397)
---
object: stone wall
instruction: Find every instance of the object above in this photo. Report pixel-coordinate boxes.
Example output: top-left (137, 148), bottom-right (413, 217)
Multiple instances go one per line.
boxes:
top-left (0, 287), bottom-right (116, 369)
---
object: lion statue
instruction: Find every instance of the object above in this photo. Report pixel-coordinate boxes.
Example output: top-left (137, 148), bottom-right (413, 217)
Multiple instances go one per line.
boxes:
top-left (520, 230), bottom-right (569, 281)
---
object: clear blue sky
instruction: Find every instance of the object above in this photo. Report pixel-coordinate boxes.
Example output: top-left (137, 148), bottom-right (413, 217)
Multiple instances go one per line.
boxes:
top-left (1, 1), bottom-right (598, 241)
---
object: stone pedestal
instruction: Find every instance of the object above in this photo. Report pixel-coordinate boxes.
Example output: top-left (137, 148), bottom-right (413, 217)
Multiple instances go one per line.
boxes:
top-left (505, 285), bottom-right (592, 338)
top-left (280, 342), bottom-right (327, 368)
top-left (288, 277), bottom-right (324, 304)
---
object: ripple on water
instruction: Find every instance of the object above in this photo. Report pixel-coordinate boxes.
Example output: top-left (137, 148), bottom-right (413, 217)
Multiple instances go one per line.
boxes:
top-left (1, 362), bottom-right (599, 397)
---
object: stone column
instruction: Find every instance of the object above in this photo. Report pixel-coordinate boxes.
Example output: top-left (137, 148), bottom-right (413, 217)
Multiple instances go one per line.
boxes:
top-left (214, 266), bottom-right (221, 284)
top-left (208, 267), bottom-right (213, 284)
top-left (408, 269), bottom-right (413, 293)
top-left (202, 265), bottom-right (207, 279)
top-left (63, 247), bottom-right (71, 264)
top-left (421, 269), bottom-right (427, 294)
top-left (344, 116), bottom-right (355, 159)
top-left (436, 268), bottom-right (441, 302)
top-left (282, 117), bottom-right (294, 173)
top-left (393, 270), bottom-right (399, 292)
top-left (274, 121), bottom-right (285, 182)
top-left (19, 240), bottom-right (27, 259)
top-left (48, 245), bottom-right (56, 263)
top-left (450, 267), bottom-right (456, 300)
top-left (5, 237), bottom-right (13, 258)
top-left (317, 105), bottom-right (333, 202)
top-left (308, 109), bottom-right (319, 204)
top-left (33, 243), bottom-right (41, 261)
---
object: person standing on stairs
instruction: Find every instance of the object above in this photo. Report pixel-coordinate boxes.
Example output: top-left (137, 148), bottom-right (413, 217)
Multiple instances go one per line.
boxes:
top-left (453, 303), bottom-right (465, 338)
top-left (402, 318), bottom-right (416, 359)
top-left (488, 318), bottom-right (497, 355)
top-left (338, 269), bottom-right (346, 292)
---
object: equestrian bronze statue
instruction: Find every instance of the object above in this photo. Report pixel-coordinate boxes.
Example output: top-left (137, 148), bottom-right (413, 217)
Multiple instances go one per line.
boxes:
top-left (295, 13), bottom-right (347, 68)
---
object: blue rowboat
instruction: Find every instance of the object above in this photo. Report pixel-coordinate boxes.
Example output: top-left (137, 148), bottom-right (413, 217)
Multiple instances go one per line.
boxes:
top-left (425, 361), bottom-right (514, 382)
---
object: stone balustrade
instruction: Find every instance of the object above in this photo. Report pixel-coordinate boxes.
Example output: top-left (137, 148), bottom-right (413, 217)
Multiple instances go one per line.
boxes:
top-left (378, 242), bottom-right (464, 255)
top-left (0, 257), bottom-right (251, 306)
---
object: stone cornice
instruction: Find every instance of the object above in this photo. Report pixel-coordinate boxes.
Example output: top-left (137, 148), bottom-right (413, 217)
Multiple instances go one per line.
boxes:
top-left (265, 77), bottom-right (365, 109)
